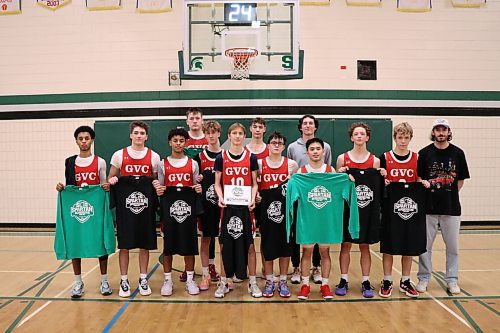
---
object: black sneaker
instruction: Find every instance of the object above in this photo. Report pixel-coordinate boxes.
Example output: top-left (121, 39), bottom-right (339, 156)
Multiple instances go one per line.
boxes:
top-left (335, 278), bottom-right (349, 296)
top-left (399, 279), bottom-right (419, 298)
top-left (378, 280), bottom-right (393, 298)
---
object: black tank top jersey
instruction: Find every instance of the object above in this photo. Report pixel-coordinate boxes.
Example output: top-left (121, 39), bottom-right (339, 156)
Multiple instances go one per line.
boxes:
top-left (111, 176), bottom-right (158, 250)
top-left (219, 205), bottom-right (254, 280)
top-left (380, 182), bottom-right (427, 256)
top-left (160, 186), bottom-right (200, 256)
top-left (343, 168), bottom-right (383, 244)
top-left (259, 181), bottom-right (291, 261)
top-left (199, 169), bottom-right (221, 238)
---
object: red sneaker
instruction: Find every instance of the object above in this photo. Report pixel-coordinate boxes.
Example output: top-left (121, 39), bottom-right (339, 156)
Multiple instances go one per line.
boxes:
top-left (320, 285), bottom-right (334, 299)
top-left (209, 264), bottom-right (220, 282)
top-left (297, 284), bottom-right (311, 300)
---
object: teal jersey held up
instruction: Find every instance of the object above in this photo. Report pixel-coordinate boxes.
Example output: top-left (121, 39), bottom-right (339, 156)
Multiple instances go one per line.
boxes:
top-left (286, 173), bottom-right (360, 244)
top-left (55, 185), bottom-right (116, 260)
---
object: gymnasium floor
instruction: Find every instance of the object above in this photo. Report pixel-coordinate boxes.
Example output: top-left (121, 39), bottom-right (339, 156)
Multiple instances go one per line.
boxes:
top-left (0, 231), bottom-right (498, 332)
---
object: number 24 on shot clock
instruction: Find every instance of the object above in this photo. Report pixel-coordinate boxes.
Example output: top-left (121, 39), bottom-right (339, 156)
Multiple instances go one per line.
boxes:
top-left (224, 3), bottom-right (257, 25)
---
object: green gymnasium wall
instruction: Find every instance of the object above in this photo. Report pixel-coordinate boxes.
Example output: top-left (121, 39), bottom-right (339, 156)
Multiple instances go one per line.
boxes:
top-left (94, 118), bottom-right (392, 163)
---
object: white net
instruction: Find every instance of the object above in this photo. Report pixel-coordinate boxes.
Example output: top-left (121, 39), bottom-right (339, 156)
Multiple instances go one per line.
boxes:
top-left (225, 48), bottom-right (258, 80)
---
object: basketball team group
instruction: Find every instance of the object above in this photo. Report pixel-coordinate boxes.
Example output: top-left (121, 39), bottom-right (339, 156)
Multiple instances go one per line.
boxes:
top-left (55, 108), bottom-right (470, 301)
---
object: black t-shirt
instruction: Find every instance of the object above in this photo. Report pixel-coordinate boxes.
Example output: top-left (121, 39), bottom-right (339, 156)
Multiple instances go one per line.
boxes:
top-left (213, 150), bottom-right (259, 172)
top-left (417, 143), bottom-right (470, 216)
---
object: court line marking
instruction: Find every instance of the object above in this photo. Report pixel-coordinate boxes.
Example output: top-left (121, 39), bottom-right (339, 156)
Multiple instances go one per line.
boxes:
top-left (16, 252), bottom-right (117, 328)
top-left (453, 300), bottom-right (484, 333)
top-left (370, 250), bottom-right (471, 329)
top-left (102, 263), bottom-right (160, 333)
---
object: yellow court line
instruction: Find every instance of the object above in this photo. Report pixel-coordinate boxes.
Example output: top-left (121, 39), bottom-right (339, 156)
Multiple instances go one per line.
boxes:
top-left (16, 251), bottom-right (118, 328)
top-left (370, 250), bottom-right (471, 329)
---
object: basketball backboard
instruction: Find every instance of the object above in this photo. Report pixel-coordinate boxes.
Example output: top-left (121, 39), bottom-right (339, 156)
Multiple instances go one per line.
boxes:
top-left (180, 0), bottom-right (302, 80)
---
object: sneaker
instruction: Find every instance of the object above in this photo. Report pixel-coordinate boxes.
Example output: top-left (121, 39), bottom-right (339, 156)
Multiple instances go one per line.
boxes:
top-left (71, 281), bottom-right (84, 298)
top-left (361, 280), bottom-right (375, 298)
top-left (100, 280), bottom-right (112, 296)
top-left (447, 282), bottom-right (461, 295)
top-left (209, 264), bottom-right (219, 282)
top-left (139, 278), bottom-right (152, 296)
top-left (232, 275), bottom-right (245, 283)
top-left (416, 280), bottom-right (428, 293)
top-left (297, 284), bottom-right (311, 300)
top-left (179, 270), bottom-right (187, 282)
top-left (320, 285), bottom-right (334, 299)
top-left (291, 267), bottom-right (301, 284)
top-left (214, 281), bottom-right (230, 298)
top-left (199, 274), bottom-right (210, 291)
top-left (119, 279), bottom-right (131, 298)
top-left (248, 282), bottom-right (263, 298)
top-left (312, 267), bottom-right (322, 284)
top-left (278, 280), bottom-right (291, 298)
top-left (379, 280), bottom-right (393, 298)
top-left (161, 279), bottom-right (173, 296)
top-left (186, 280), bottom-right (200, 295)
top-left (399, 279), bottom-right (419, 298)
top-left (227, 278), bottom-right (235, 290)
top-left (335, 278), bottom-right (349, 296)
top-left (262, 280), bottom-right (275, 298)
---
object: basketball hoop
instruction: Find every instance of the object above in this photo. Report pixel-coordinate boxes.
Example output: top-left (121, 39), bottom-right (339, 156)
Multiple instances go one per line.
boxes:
top-left (225, 47), bottom-right (259, 80)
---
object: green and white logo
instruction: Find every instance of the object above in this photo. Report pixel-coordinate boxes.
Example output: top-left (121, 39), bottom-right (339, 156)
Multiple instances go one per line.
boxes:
top-left (307, 186), bottom-right (332, 209)
top-left (70, 200), bottom-right (94, 223)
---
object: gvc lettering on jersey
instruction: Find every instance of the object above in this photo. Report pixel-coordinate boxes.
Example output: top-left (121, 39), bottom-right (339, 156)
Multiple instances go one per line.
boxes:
top-left (124, 164), bottom-right (150, 174)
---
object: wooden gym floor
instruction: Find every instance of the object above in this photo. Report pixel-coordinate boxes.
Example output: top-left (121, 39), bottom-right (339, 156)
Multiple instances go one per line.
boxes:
top-left (0, 230), bottom-right (499, 333)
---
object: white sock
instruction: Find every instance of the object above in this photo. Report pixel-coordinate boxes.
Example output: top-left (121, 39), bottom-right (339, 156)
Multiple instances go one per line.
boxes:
top-left (101, 274), bottom-right (108, 282)
top-left (341, 274), bottom-right (348, 281)
top-left (221, 276), bottom-right (227, 283)
top-left (266, 275), bottom-right (273, 282)
top-left (202, 266), bottom-right (209, 276)
top-left (362, 276), bottom-right (369, 282)
top-left (187, 271), bottom-right (194, 282)
top-left (164, 272), bottom-right (172, 281)
top-left (121, 275), bottom-right (128, 281)
top-left (384, 275), bottom-right (393, 282)
top-left (401, 276), bottom-right (410, 282)
top-left (302, 276), bottom-right (310, 286)
top-left (280, 275), bottom-right (287, 282)
top-left (321, 278), bottom-right (329, 286)
top-left (209, 259), bottom-right (215, 265)
top-left (249, 276), bottom-right (257, 285)
top-left (140, 273), bottom-right (147, 280)
top-left (75, 275), bottom-right (82, 283)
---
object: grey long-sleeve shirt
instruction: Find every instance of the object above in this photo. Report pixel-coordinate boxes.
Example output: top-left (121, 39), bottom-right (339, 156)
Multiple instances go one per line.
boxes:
top-left (287, 137), bottom-right (332, 167)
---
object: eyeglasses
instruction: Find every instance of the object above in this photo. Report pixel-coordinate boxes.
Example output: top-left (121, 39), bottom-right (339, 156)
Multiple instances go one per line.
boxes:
top-left (269, 141), bottom-right (284, 146)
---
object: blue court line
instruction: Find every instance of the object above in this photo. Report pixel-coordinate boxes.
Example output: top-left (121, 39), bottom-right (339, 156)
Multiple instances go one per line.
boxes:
top-left (102, 263), bottom-right (160, 333)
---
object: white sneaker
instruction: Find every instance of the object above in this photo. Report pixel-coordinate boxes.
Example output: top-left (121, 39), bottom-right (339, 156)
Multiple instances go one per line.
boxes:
top-left (186, 280), bottom-right (200, 295)
top-left (232, 276), bottom-right (244, 283)
top-left (161, 279), bottom-right (173, 296)
top-left (447, 282), bottom-right (461, 294)
top-left (291, 267), bottom-right (301, 284)
top-left (416, 280), bottom-right (428, 293)
top-left (71, 281), bottom-right (85, 298)
top-left (119, 279), bottom-right (131, 298)
top-left (214, 281), bottom-right (230, 298)
top-left (312, 267), bottom-right (322, 284)
top-left (139, 278), bottom-right (152, 296)
top-left (100, 280), bottom-right (112, 296)
top-left (248, 283), bottom-right (263, 298)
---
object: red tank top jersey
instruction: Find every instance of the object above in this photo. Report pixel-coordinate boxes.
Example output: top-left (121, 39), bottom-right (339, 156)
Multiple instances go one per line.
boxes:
top-left (343, 152), bottom-right (374, 169)
top-left (120, 148), bottom-right (153, 176)
top-left (259, 157), bottom-right (289, 190)
top-left (222, 150), bottom-right (252, 187)
top-left (299, 165), bottom-right (333, 173)
top-left (199, 150), bottom-right (217, 172)
top-left (245, 145), bottom-right (269, 160)
top-left (75, 155), bottom-right (100, 186)
top-left (163, 158), bottom-right (193, 187)
top-left (384, 151), bottom-right (418, 183)
top-left (186, 135), bottom-right (208, 149)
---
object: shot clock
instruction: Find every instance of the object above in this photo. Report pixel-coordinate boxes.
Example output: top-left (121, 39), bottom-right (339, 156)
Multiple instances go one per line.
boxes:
top-left (224, 3), bottom-right (257, 25)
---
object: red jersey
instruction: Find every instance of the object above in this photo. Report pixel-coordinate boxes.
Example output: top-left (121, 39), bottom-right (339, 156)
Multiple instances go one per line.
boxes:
top-left (199, 150), bottom-right (217, 172)
top-left (384, 151), bottom-right (418, 183)
top-left (186, 135), bottom-right (208, 149)
top-left (222, 150), bottom-right (252, 187)
top-left (245, 145), bottom-right (269, 160)
top-left (259, 157), bottom-right (289, 190)
top-left (163, 158), bottom-right (194, 187)
top-left (299, 164), bottom-right (333, 173)
top-left (75, 155), bottom-right (100, 186)
top-left (343, 152), bottom-right (374, 169)
top-left (120, 148), bottom-right (153, 176)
